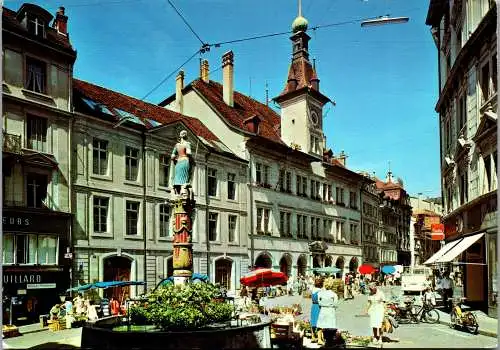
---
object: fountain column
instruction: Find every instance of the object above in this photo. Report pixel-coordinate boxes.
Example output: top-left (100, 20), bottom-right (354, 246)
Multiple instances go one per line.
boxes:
top-left (172, 197), bottom-right (195, 284)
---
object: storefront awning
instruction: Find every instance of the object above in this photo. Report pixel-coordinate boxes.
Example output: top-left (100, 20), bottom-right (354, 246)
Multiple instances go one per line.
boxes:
top-left (423, 239), bottom-right (463, 265)
top-left (435, 232), bottom-right (485, 263)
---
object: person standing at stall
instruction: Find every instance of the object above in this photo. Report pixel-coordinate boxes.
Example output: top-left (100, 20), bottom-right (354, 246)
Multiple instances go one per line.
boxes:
top-left (316, 277), bottom-right (340, 346)
top-left (309, 277), bottom-right (323, 343)
top-left (364, 282), bottom-right (386, 345)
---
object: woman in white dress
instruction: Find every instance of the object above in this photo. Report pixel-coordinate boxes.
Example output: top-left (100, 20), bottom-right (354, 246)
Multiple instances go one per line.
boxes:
top-left (364, 282), bottom-right (385, 345)
top-left (316, 277), bottom-right (340, 346)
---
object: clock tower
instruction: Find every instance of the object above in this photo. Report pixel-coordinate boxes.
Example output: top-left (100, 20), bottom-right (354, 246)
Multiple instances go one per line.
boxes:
top-left (273, 3), bottom-right (331, 156)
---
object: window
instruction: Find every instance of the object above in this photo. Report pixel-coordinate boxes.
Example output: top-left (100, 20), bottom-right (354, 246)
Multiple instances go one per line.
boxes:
top-left (296, 176), bottom-right (302, 195)
top-left (208, 168), bottom-right (217, 196)
top-left (27, 15), bottom-right (45, 37)
top-left (38, 235), bottom-right (57, 264)
top-left (311, 217), bottom-right (316, 238)
top-left (336, 187), bottom-right (344, 204)
top-left (93, 139), bottom-right (108, 175)
top-left (263, 209), bottom-right (270, 233)
top-left (159, 155), bottom-right (170, 187)
top-left (208, 213), bottom-right (218, 241)
top-left (327, 185), bottom-right (332, 201)
top-left (228, 215), bottom-right (237, 242)
top-left (126, 201), bottom-right (140, 235)
top-left (27, 173), bottom-right (48, 208)
top-left (481, 63), bottom-right (490, 102)
top-left (349, 191), bottom-right (357, 208)
top-left (2, 234), bottom-right (57, 265)
top-left (310, 180), bottom-right (315, 198)
top-left (159, 204), bottom-right (170, 238)
top-left (457, 94), bottom-right (466, 133)
top-left (323, 184), bottom-right (327, 201)
top-left (16, 234), bottom-right (37, 264)
top-left (279, 212), bottom-right (291, 237)
top-left (484, 155), bottom-right (492, 192)
top-left (227, 173), bottom-right (236, 200)
top-left (459, 172), bottom-right (468, 205)
top-left (255, 163), bottom-right (269, 185)
top-left (256, 208), bottom-right (263, 233)
top-left (297, 214), bottom-right (303, 238)
top-left (302, 216), bottom-right (308, 238)
top-left (316, 218), bottom-right (321, 238)
top-left (27, 115), bottom-right (47, 152)
top-left (125, 147), bottom-right (139, 181)
top-left (302, 176), bottom-right (307, 196)
top-left (93, 196), bottom-right (109, 233)
top-left (25, 57), bottom-right (46, 93)
top-left (282, 171), bottom-right (291, 192)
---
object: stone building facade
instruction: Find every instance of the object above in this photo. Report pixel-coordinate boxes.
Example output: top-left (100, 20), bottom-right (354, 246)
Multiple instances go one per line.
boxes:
top-left (425, 0), bottom-right (497, 316)
top-left (2, 4), bottom-right (76, 324)
top-left (71, 79), bottom-right (249, 297)
top-left (161, 12), bottom-right (368, 278)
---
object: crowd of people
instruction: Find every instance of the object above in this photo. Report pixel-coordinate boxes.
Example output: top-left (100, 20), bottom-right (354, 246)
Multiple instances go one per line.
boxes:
top-left (49, 294), bottom-right (126, 329)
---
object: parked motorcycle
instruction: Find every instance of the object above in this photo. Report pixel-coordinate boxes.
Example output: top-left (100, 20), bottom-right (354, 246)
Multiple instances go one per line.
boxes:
top-left (387, 297), bottom-right (420, 324)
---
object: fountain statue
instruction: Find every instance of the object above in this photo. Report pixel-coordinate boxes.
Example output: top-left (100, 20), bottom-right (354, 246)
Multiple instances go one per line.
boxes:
top-left (169, 130), bottom-right (195, 284)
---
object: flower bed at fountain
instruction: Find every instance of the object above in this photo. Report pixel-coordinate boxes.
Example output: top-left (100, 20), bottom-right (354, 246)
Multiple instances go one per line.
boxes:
top-left (81, 282), bottom-right (272, 349)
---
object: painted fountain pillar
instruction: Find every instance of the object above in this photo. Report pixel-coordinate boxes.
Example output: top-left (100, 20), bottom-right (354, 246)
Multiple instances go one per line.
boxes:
top-left (169, 130), bottom-right (196, 285)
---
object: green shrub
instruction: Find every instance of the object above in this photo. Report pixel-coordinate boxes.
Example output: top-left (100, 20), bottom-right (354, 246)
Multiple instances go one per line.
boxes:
top-left (129, 282), bottom-right (235, 330)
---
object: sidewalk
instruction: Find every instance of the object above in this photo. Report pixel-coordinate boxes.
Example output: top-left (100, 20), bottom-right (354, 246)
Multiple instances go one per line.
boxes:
top-left (435, 308), bottom-right (498, 338)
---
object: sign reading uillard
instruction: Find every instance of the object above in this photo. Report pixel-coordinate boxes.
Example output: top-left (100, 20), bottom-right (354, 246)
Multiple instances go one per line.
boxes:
top-left (4, 274), bottom-right (41, 284)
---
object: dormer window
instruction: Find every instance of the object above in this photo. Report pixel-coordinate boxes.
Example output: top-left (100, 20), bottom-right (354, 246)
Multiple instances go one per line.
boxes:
top-left (27, 15), bottom-right (45, 37)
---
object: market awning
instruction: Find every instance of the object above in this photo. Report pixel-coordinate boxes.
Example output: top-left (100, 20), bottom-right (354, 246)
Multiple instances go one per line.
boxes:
top-left (423, 239), bottom-right (463, 265)
top-left (435, 232), bottom-right (485, 263)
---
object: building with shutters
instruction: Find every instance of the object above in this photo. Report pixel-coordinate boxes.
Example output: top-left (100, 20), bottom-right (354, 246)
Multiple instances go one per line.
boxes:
top-left (2, 4), bottom-right (75, 324)
top-left (161, 11), bottom-right (370, 278)
top-left (425, 0), bottom-right (497, 316)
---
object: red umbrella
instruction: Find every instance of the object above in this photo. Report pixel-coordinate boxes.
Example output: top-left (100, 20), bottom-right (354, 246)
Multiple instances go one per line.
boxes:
top-left (358, 264), bottom-right (376, 275)
top-left (240, 268), bottom-right (288, 288)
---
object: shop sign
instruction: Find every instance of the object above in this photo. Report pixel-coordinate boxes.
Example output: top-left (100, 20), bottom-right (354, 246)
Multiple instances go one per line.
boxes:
top-left (27, 283), bottom-right (56, 289)
top-left (17, 290), bottom-right (27, 295)
top-left (3, 274), bottom-right (41, 284)
top-left (2, 216), bottom-right (31, 227)
top-left (431, 224), bottom-right (445, 241)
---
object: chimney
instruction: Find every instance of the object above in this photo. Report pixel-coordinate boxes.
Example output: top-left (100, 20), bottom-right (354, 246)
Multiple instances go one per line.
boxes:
top-left (338, 150), bottom-right (347, 166)
top-left (222, 51), bottom-right (234, 107)
top-left (175, 70), bottom-right (184, 114)
top-left (53, 7), bottom-right (68, 35)
top-left (200, 59), bottom-right (209, 83)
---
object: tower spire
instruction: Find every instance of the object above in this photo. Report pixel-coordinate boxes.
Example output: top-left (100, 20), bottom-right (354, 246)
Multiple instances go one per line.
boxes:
top-left (298, 0), bottom-right (302, 17)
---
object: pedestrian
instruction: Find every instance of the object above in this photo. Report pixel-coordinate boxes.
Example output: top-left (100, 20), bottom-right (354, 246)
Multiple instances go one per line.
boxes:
top-left (309, 277), bottom-right (323, 343)
top-left (439, 272), bottom-right (454, 311)
top-left (50, 304), bottom-right (60, 321)
top-left (64, 296), bottom-right (74, 329)
top-left (363, 282), bottom-right (386, 345)
top-left (344, 273), bottom-right (354, 300)
top-left (110, 297), bottom-right (120, 316)
top-left (316, 277), bottom-right (340, 347)
top-left (86, 300), bottom-right (98, 321)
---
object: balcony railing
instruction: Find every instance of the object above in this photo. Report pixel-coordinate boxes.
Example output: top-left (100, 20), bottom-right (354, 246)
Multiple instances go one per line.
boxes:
top-left (3, 132), bottom-right (22, 154)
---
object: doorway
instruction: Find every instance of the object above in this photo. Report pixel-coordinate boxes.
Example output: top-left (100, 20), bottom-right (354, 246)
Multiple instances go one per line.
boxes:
top-left (215, 259), bottom-right (232, 290)
top-left (103, 256), bottom-right (132, 302)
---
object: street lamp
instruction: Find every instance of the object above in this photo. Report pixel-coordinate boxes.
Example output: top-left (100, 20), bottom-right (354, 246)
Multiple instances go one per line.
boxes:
top-left (361, 15), bottom-right (409, 27)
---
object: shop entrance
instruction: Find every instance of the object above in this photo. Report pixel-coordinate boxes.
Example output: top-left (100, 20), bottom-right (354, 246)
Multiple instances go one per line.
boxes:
top-left (215, 259), bottom-right (232, 290)
top-left (103, 256), bottom-right (132, 303)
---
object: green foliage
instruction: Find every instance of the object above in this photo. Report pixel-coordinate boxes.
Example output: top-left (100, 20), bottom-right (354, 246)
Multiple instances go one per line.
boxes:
top-left (129, 282), bottom-right (235, 330)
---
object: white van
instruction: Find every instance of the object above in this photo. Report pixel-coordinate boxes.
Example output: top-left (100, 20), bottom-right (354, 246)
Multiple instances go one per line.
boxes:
top-left (401, 266), bottom-right (433, 294)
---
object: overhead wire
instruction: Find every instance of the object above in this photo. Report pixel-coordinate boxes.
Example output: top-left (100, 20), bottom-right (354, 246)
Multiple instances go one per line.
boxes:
top-left (140, 49), bottom-right (201, 101)
top-left (166, 0), bottom-right (206, 47)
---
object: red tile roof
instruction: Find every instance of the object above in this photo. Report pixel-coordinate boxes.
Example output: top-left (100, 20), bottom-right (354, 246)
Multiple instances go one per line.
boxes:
top-left (192, 79), bottom-right (283, 143)
top-left (73, 79), bottom-right (220, 142)
top-left (3, 7), bottom-right (75, 54)
top-left (279, 57), bottom-right (318, 96)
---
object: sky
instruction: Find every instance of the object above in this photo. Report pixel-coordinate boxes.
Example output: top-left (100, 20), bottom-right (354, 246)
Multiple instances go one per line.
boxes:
top-left (5, 0), bottom-right (441, 198)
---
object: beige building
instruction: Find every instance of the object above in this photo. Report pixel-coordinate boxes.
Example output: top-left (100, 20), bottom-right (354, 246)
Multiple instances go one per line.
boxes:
top-left (161, 13), bottom-right (366, 277)
top-left (71, 79), bottom-right (249, 296)
top-left (360, 175), bottom-right (381, 268)
top-left (425, 0), bottom-right (497, 316)
top-left (2, 4), bottom-right (76, 324)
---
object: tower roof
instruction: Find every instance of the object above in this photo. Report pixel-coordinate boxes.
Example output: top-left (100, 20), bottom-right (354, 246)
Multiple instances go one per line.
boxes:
top-left (292, 15), bottom-right (308, 33)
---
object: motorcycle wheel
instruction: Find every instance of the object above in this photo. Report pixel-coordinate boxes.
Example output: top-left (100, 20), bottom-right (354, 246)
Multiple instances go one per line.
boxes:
top-left (465, 313), bottom-right (479, 334)
top-left (423, 309), bottom-right (440, 324)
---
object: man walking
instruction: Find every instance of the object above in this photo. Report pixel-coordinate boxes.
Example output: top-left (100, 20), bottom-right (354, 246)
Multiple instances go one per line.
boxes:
top-left (439, 272), bottom-right (454, 311)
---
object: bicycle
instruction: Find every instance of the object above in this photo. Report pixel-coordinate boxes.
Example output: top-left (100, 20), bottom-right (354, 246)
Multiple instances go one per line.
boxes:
top-left (413, 298), bottom-right (440, 324)
top-left (450, 297), bottom-right (479, 334)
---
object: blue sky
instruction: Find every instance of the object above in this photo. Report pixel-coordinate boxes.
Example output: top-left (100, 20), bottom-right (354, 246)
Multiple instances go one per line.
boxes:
top-left (6, 0), bottom-right (440, 197)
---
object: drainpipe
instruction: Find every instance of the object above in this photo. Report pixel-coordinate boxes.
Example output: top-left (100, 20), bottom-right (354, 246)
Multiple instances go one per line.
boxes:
top-left (436, 25), bottom-right (445, 212)
top-left (205, 152), bottom-right (212, 279)
top-left (359, 184), bottom-right (363, 265)
top-left (142, 130), bottom-right (147, 292)
top-left (68, 117), bottom-right (73, 297)
top-left (248, 152), bottom-right (255, 270)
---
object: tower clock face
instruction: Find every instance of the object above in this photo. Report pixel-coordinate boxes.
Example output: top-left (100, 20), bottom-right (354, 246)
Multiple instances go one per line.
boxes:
top-left (310, 110), bottom-right (319, 126)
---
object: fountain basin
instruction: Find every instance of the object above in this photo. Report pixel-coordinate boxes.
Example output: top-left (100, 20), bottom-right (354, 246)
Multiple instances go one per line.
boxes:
top-left (81, 315), bottom-right (272, 349)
